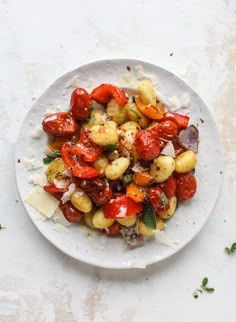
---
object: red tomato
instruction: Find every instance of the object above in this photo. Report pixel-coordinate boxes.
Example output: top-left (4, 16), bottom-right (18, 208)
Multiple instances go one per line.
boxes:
top-left (134, 129), bottom-right (160, 161)
top-left (171, 136), bottom-right (186, 156)
top-left (60, 201), bottom-right (84, 223)
top-left (175, 172), bottom-right (197, 201)
top-left (76, 128), bottom-right (103, 162)
top-left (61, 142), bottom-right (98, 178)
top-left (91, 84), bottom-right (128, 106)
top-left (42, 112), bottom-right (78, 137)
top-left (159, 175), bottom-right (177, 198)
top-left (149, 187), bottom-right (170, 215)
top-left (80, 178), bottom-right (112, 206)
top-left (70, 88), bottom-right (92, 120)
top-left (106, 222), bottom-right (122, 236)
top-left (104, 195), bottom-right (143, 219)
top-left (162, 111), bottom-right (189, 129)
top-left (157, 120), bottom-right (178, 140)
top-left (43, 184), bottom-right (68, 193)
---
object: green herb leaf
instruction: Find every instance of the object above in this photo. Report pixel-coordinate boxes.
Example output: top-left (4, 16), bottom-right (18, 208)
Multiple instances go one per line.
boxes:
top-left (143, 202), bottom-right (157, 230)
top-left (104, 144), bottom-right (117, 152)
top-left (43, 157), bottom-right (54, 164)
top-left (225, 242), bottom-right (236, 254)
top-left (123, 174), bottom-right (133, 183)
top-left (0, 224), bottom-right (6, 230)
top-left (225, 247), bottom-right (231, 254)
top-left (201, 277), bottom-right (208, 287)
top-left (204, 287), bottom-right (215, 293)
top-left (128, 107), bottom-right (141, 119)
top-left (193, 294), bottom-right (198, 299)
top-left (191, 168), bottom-right (195, 174)
top-left (87, 115), bottom-right (95, 124)
top-left (161, 192), bottom-right (168, 206)
top-left (90, 105), bottom-right (94, 111)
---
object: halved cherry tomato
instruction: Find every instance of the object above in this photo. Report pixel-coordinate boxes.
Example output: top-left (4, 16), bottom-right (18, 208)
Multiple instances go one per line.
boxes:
top-left (159, 175), bottom-right (177, 198)
top-left (157, 120), bottom-right (178, 140)
top-left (171, 136), bottom-right (186, 156)
top-left (106, 222), bottom-right (122, 236)
top-left (80, 178), bottom-right (112, 206)
top-left (175, 172), bottom-right (197, 201)
top-left (134, 129), bottom-right (160, 161)
top-left (104, 195), bottom-right (143, 219)
top-left (149, 187), bottom-right (170, 215)
top-left (49, 130), bottom-right (81, 151)
top-left (135, 96), bottom-right (164, 120)
top-left (42, 112), bottom-right (78, 137)
top-left (43, 184), bottom-right (68, 193)
top-left (59, 201), bottom-right (84, 223)
top-left (91, 84), bottom-right (128, 106)
top-left (70, 88), bottom-right (92, 120)
top-left (161, 111), bottom-right (189, 129)
top-left (76, 128), bottom-right (103, 162)
top-left (61, 142), bottom-right (98, 178)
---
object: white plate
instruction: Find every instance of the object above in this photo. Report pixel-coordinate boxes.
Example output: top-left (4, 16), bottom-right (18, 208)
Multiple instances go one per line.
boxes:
top-left (15, 59), bottom-right (224, 269)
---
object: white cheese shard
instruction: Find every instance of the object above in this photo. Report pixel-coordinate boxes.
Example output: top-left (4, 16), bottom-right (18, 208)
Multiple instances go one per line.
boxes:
top-left (61, 183), bottom-right (76, 204)
top-left (116, 206), bottom-right (127, 218)
top-left (25, 186), bottom-right (59, 218)
top-left (160, 141), bottom-right (176, 158)
top-left (134, 65), bottom-right (145, 80)
top-left (32, 126), bottom-right (44, 139)
top-left (23, 158), bottom-right (44, 170)
top-left (131, 162), bottom-right (148, 172)
top-left (43, 146), bottom-right (60, 157)
top-left (65, 75), bottom-right (80, 89)
top-left (167, 93), bottom-right (190, 114)
top-left (153, 229), bottom-right (175, 248)
top-left (29, 173), bottom-right (47, 187)
top-left (53, 178), bottom-right (68, 189)
top-left (53, 223), bottom-right (69, 234)
top-left (101, 113), bottom-right (108, 123)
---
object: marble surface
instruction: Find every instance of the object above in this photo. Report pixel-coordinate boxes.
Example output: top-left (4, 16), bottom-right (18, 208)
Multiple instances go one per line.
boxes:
top-left (0, 0), bottom-right (235, 321)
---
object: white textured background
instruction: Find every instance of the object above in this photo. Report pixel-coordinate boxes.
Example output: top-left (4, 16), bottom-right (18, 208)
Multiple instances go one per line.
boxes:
top-left (0, 0), bottom-right (236, 321)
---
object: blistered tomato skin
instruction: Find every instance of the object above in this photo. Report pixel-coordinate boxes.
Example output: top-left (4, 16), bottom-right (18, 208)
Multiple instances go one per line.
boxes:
top-left (76, 128), bottom-right (103, 162)
top-left (60, 201), bottom-right (84, 223)
top-left (70, 88), bottom-right (92, 120)
top-left (157, 120), bottom-right (178, 140)
top-left (80, 178), bottom-right (112, 206)
top-left (159, 175), bottom-right (177, 198)
top-left (175, 172), bottom-right (197, 201)
top-left (161, 111), bottom-right (189, 129)
top-left (42, 112), bottom-right (78, 137)
top-left (91, 84), bottom-right (128, 106)
top-left (149, 187), bottom-right (170, 215)
top-left (134, 129), bottom-right (160, 161)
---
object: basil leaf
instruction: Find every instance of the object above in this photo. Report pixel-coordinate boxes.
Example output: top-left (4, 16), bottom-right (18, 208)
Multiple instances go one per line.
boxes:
top-left (104, 144), bottom-right (117, 152)
top-left (201, 277), bottom-right (208, 287)
top-left (161, 192), bottom-right (168, 206)
top-left (90, 105), bottom-right (94, 111)
top-left (43, 157), bottom-right (53, 164)
top-left (128, 107), bottom-right (141, 119)
top-left (204, 287), bottom-right (215, 293)
top-left (143, 202), bottom-right (157, 230)
top-left (123, 174), bottom-right (133, 183)
top-left (191, 168), bottom-right (195, 174)
top-left (87, 115), bottom-right (95, 124)
top-left (225, 247), bottom-right (231, 254)
top-left (0, 224), bottom-right (6, 230)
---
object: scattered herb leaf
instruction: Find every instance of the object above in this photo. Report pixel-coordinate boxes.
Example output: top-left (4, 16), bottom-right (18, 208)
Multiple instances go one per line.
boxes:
top-left (43, 151), bottom-right (61, 164)
top-left (43, 157), bottom-right (54, 164)
top-left (87, 115), bottom-right (95, 124)
top-left (161, 192), bottom-right (168, 206)
top-left (225, 242), bottom-right (236, 254)
top-left (201, 277), bottom-right (208, 287)
top-left (193, 277), bottom-right (215, 298)
top-left (191, 168), bottom-right (195, 174)
top-left (128, 108), bottom-right (141, 119)
top-left (0, 224), bottom-right (6, 230)
top-left (90, 105), bottom-right (94, 111)
top-left (143, 202), bottom-right (156, 230)
top-left (123, 174), bottom-right (133, 183)
top-left (104, 144), bottom-right (117, 152)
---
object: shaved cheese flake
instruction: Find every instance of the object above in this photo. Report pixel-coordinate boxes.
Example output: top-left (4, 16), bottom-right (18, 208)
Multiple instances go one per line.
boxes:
top-left (116, 206), bottom-right (127, 218)
top-left (23, 158), bottom-right (44, 170)
top-left (101, 113), bottom-right (108, 123)
top-left (33, 126), bottom-right (44, 139)
top-left (29, 173), bottom-right (47, 187)
top-left (25, 186), bottom-right (59, 218)
top-left (134, 65), bottom-right (145, 80)
top-left (153, 229), bottom-right (175, 248)
top-left (61, 183), bottom-right (76, 204)
top-left (65, 75), bottom-right (80, 89)
top-left (53, 223), bottom-right (69, 234)
top-left (53, 178), bottom-right (68, 189)
top-left (131, 162), bottom-right (148, 172)
top-left (161, 141), bottom-right (176, 158)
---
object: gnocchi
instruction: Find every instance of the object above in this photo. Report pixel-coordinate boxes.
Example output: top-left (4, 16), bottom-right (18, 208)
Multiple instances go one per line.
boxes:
top-left (126, 102), bottom-right (149, 128)
top-left (150, 156), bottom-right (175, 183)
top-left (90, 124), bottom-right (119, 146)
top-left (71, 188), bottom-right (92, 213)
top-left (92, 208), bottom-right (114, 229)
top-left (107, 98), bottom-right (127, 125)
top-left (116, 215), bottom-right (137, 227)
top-left (45, 158), bottom-right (65, 183)
top-left (175, 150), bottom-right (197, 173)
top-left (137, 79), bottom-right (157, 106)
top-left (158, 196), bottom-right (177, 219)
top-left (105, 157), bottom-right (130, 180)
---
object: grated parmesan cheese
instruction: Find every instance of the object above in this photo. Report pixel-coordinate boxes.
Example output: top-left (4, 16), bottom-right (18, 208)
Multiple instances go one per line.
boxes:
top-left (61, 183), bottom-right (76, 204)
top-left (160, 141), bottom-right (176, 158)
top-left (134, 65), bottom-right (145, 80)
top-left (153, 229), bottom-right (175, 248)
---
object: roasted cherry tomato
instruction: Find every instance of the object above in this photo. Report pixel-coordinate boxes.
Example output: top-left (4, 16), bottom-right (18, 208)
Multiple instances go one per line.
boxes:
top-left (70, 88), bottom-right (92, 120)
top-left (80, 178), bottom-right (112, 206)
top-left (171, 136), bottom-right (186, 156)
top-left (60, 201), bottom-right (84, 223)
top-left (161, 111), bottom-right (189, 129)
top-left (42, 112), bottom-right (78, 137)
top-left (43, 183), bottom-right (68, 193)
top-left (149, 187), bottom-right (170, 215)
top-left (61, 142), bottom-right (98, 178)
top-left (104, 195), bottom-right (143, 219)
top-left (157, 120), bottom-right (178, 140)
top-left (159, 175), bottom-right (177, 198)
top-left (134, 129), bottom-right (160, 161)
top-left (106, 222), bottom-right (122, 236)
top-left (175, 172), bottom-right (197, 201)
top-left (91, 84), bottom-right (128, 106)
top-left (76, 128), bottom-right (103, 162)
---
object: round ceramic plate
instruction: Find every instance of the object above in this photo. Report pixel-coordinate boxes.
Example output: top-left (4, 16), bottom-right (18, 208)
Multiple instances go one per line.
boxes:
top-left (15, 59), bottom-right (224, 269)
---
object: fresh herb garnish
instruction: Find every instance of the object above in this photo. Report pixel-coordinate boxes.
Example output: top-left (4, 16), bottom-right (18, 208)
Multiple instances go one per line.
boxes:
top-left (128, 107), bottom-right (141, 119)
top-left (191, 168), bottom-right (195, 174)
top-left (87, 115), bottom-right (95, 124)
top-left (225, 242), bottom-right (236, 254)
top-left (0, 224), bottom-right (6, 230)
top-left (123, 174), bottom-right (133, 183)
top-left (104, 144), bottom-right (117, 152)
top-left (43, 151), bottom-right (61, 164)
top-left (161, 192), bottom-right (168, 206)
top-left (89, 105), bottom-right (94, 111)
top-left (143, 202), bottom-right (156, 230)
top-left (193, 277), bottom-right (215, 298)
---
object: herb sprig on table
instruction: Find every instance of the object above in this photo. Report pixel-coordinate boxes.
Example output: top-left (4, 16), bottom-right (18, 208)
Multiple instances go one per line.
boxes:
top-left (193, 277), bottom-right (215, 299)
top-left (0, 224), bottom-right (6, 230)
top-left (225, 242), bottom-right (236, 254)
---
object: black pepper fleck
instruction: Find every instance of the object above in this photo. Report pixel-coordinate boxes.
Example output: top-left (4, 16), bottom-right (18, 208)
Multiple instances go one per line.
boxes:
top-left (170, 53), bottom-right (173, 56)
top-left (127, 65), bottom-right (131, 71)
